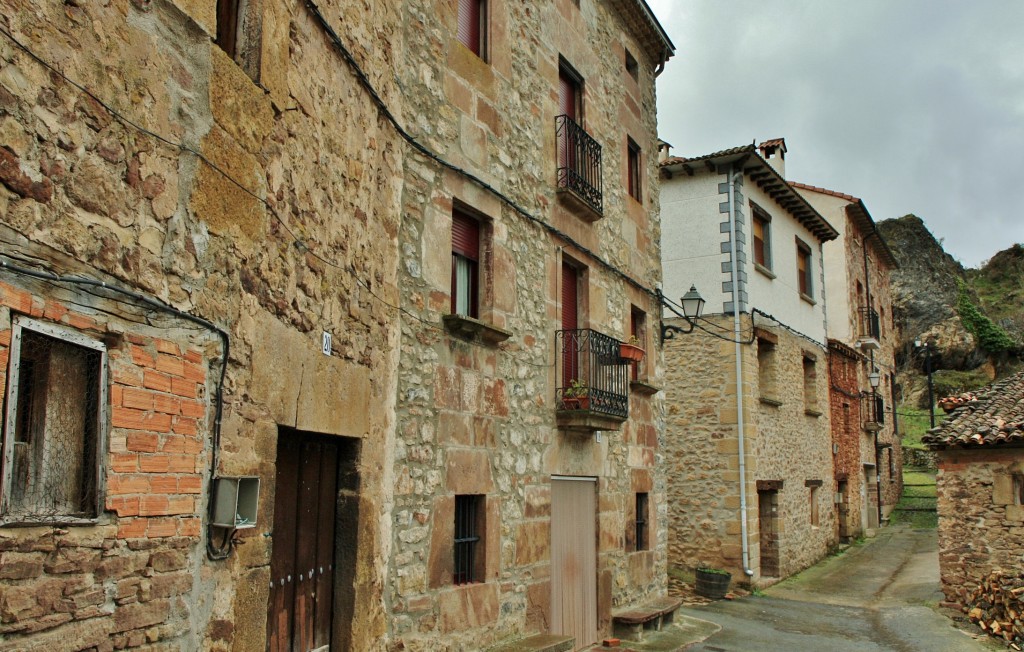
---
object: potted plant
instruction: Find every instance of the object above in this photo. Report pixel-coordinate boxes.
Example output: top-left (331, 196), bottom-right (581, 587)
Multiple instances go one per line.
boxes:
top-left (562, 379), bottom-right (590, 411)
top-left (694, 566), bottom-right (732, 599)
top-left (619, 335), bottom-right (645, 363)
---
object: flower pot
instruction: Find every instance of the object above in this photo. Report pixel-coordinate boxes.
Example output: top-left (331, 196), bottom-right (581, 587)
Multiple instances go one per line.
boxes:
top-left (619, 343), bottom-right (645, 363)
top-left (561, 396), bottom-right (590, 411)
top-left (695, 568), bottom-right (732, 599)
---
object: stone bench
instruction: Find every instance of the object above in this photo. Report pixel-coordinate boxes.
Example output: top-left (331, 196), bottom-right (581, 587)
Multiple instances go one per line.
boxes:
top-left (488, 634), bottom-right (575, 652)
top-left (612, 596), bottom-right (684, 642)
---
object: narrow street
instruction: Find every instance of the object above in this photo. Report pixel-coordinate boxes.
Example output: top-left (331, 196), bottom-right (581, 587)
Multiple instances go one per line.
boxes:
top-left (677, 525), bottom-right (1003, 652)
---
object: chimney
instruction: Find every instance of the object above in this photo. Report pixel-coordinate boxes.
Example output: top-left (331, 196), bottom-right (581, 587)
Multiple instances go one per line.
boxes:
top-left (758, 138), bottom-right (787, 178)
top-left (657, 139), bottom-right (673, 163)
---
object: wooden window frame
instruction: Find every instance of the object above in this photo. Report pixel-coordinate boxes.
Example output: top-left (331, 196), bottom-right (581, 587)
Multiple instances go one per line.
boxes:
top-left (751, 203), bottom-right (772, 272)
top-left (809, 485), bottom-right (819, 526)
top-left (626, 137), bottom-right (642, 202)
top-left (453, 494), bottom-right (485, 585)
top-left (456, 0), bottom-right (488, 60)
top-left (629, 306), bottom-right (645, 381)
top-left (558, 57), bottom-right (584, 124)
top-left (451, 208), bottom-right (482, 319)
top-left (796, 238), bottom-right (813, 299)
top-left (2, 316), bottom-right (107, 524)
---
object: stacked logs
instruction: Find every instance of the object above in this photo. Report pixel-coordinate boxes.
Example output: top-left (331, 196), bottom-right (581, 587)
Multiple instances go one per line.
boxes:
top-left (966, 572), bottom-right (1024, 648)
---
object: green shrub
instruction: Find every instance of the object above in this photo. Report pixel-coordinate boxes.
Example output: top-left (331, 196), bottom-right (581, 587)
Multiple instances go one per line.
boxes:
top-left (956, 279), bottom-right (1016, 353)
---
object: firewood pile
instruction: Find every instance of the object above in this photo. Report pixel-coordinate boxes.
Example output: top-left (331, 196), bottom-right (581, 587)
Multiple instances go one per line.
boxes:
top-left (938, 391), bottom-right (979, 413)
top-left (966, 571), bottom-right (1024, 648)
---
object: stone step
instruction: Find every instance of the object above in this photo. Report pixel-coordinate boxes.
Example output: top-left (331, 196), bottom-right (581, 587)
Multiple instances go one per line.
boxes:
top-left (488, 634), bottom-right (575, 652)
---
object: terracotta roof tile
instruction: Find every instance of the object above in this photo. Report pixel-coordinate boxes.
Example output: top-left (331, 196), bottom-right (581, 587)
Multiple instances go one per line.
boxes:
top-left (789, 181), bottom-right (860, 204)
top-left (922, 372), bottom-right (1024, 449)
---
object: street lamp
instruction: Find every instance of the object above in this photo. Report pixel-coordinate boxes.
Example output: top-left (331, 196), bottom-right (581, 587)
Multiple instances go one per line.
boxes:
top-left (914, 339), bottom-right (936, 429)
top-left (659, 285), bottom-right (705, 342)
top-left (868, 368), bottom-right (880, 390)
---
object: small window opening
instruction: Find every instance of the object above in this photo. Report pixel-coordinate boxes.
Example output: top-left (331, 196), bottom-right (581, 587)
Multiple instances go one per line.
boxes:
top-left (454, 494), bottom-right (485, 584)
top-left (625, 49), bottom-right (639, 81)
top-left (635, 492), bottom-right (649, 551)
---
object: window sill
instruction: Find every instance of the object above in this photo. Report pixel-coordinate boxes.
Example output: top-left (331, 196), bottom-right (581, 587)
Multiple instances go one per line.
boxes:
top-left (442, 314), bottom-right (512, 345)
top-left (804, 408), bottom-right (823, 418)
top-left (754, 263), bottom-right (776, 279)
top-left (759, 396), bottom-right (782, 407)
top-left (800, 293), bottom-right (817, 306)
top-left (630, 380), bottom-right (660, 396)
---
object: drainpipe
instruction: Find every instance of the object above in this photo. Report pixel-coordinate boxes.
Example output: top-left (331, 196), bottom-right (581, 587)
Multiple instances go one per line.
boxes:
top-left (727, 165), bottom-right (755, 578)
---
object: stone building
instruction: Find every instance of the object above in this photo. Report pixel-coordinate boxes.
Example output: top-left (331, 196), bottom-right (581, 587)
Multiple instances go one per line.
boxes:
top-left (922, 373), bottom-right (1024, 610)
top-left (658, 141), bottom-right (839, 586)
top-left (387, 1), bottom-right (674, 649)
top-left (793, 180), bottom-right (902, 539)
top-left (0, 0), bottom-right (672, 650)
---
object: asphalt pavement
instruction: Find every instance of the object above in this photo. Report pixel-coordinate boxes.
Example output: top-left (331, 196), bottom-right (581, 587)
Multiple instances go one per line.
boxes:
top-left (676, 525), bottom-right (1003, 652)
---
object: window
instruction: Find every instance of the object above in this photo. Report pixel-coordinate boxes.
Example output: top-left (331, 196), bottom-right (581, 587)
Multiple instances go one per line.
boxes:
top-left (796, 238), bottom-right (813, 298)
top-left (216, 0), bottom-right (261, 81)
top-left (624, 48), bottom-right (639, 81)
top-left (809, 486), bottom-right (820, 526)
top-left (451, 208), bottom-right (481, 318)
top-left (558, 60), bottom-right (583, 124)
top-left (626, 138), bottom-right (642, 202)
top-left (751, 203), bottom-right (772, 271)
top-left (802, 353), bottom-right (818, 412)
top-left (634, 492), bottom-right (649, 551)
top-left (2, 317), bottom-right (106, 522)
top-left (757, 336), bottom-right (778, 403)
top-left (1014, 475), bottom-right (1023, 506)
top-left (454, 494), bottom-right (484, 584)
top-left (456, 0), bottom-right (487, 59)
top-left (629, 306), bottom-right (645, 381)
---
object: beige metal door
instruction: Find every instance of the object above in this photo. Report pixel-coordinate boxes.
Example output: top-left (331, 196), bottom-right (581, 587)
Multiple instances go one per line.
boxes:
top-left (551, 477), bottom-right (598, 650)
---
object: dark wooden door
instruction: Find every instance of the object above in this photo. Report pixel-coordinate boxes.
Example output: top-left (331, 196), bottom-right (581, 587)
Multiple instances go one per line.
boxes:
top-left (268, 429), bottom-right (339, 652)
top-left (758, 489), bottom-right (779, 577)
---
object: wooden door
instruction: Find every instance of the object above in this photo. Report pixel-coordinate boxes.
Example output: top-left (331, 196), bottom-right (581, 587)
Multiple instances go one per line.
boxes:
top-left (268, 429), bottom-right (340, 652)
top-left (551, 477), bottom-right (597, 651)
top-left (758, 489), bottom-right (779, 578)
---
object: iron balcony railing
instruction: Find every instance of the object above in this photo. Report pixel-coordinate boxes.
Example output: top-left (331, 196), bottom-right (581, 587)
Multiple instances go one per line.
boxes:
top-left (858, 307), bottom-right (881, 341)
top-left (556, 329), bottom-right (628, 419)
top-left (862, 392), bottom-right (885, 428)
top-left (555, 114), bottom-right (603, 215)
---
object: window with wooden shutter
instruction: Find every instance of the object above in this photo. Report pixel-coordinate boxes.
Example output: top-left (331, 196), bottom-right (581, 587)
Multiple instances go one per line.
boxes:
top-left (457, 0), bottom-right (486, 59)
top-left (451, 210), bottom-right (480, 318)
top-left (751, 204), bottom-right (771, 270)
top-left (627, 138), bottom-right (641, 202)
top-left (215, 0), bottom-right (261, 82)
top-left (796, 238), bottom-right (813, 298)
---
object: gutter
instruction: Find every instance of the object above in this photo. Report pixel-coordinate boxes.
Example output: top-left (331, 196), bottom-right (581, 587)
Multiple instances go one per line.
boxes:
top-left (727, 166), bottom-right (755, 578)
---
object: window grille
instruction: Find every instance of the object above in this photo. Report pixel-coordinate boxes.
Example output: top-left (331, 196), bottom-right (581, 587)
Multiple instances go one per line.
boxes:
top-left (454, 494), bottom-right (483, 584)
top-left (635, 492), bottom-right (649, 551)
top-left (3, 317), bottom-right (106, 523)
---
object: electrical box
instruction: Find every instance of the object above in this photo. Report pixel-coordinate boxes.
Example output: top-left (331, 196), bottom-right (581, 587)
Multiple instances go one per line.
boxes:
top-left (212, 476), bottom-right (260, 529)
top-left (834, 492), bottom-right (843, 504)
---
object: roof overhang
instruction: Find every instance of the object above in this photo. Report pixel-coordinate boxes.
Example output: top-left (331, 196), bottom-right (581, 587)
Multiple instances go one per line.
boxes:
top-left (790, 182), bottom-right (899, 269)
top-left (660, 145), bottom-right (839, 242)
top-left (608, 0), bottom-right (675, 67)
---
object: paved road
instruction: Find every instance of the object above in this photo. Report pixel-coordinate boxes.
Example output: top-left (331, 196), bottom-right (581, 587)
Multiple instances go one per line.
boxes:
top-left (679, 526), bottom-right (1002, 652)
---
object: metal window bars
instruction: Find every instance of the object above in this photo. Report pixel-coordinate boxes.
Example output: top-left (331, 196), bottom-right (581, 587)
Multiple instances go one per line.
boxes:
top-left (556, 114), bottom-right (603, 215)
top-left (556, 329), bottom-right (628, 419)
top-left (453, 495), bottom-right (481, 584)
top-left (858, 307), bottom-right (881, 340)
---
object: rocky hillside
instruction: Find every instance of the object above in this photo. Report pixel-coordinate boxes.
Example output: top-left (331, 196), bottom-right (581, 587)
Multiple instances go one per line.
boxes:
top-left (877, 215), bottom-right (1022, 402)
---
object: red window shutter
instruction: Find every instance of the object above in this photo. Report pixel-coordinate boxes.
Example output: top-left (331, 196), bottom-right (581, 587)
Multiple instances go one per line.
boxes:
top-left (457, 0), bottom-right (481, 56)
top-left (452, 210), bottom-right (480, 259)
top-left (561, 263), bottom-right (578, 331)
top-left (559, 70), bottom-right (578, 121)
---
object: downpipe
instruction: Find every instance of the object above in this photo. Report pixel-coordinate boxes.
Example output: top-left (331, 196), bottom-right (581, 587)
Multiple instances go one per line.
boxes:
top-left (727, 166), bottom-right (755, 578)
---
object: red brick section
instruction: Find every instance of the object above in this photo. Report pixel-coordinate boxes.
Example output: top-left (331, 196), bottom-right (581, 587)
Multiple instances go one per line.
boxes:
top-left (0, 286), bottom-right (208, 540)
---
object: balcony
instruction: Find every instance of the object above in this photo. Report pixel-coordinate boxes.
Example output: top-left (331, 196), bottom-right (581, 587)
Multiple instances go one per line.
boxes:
top-left (862, 392), bottom-right (884, 431)
top-left (556, 329), bottom-right (628, 432)
top-left (555, 115), bottom-right (603, 219)
top-left (857, 307), bottom-right (880, 351)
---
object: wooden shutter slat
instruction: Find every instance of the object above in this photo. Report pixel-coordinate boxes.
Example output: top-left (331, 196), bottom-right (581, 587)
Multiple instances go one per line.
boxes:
top-left (561, 263), bottom-right (578, 331)
top-left (457, 0), bottom-right (481, 55)
top-left (452, 211), bottom-right (480, 259)
top-left (559, 70), bottom-right (577, 120)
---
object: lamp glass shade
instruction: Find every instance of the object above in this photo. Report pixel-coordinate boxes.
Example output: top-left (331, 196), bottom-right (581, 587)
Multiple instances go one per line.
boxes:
top-left (681, 285), bottom-right (705, 320)
top-left (868, 369), bottom-right (881, 388)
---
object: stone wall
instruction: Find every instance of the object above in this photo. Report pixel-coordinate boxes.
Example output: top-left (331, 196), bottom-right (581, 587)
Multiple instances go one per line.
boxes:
top-left (828, 341), bottom-right (868, 540)
top-left (0, 0), bottom-right (403, 648)
top-left (384, 0), bottom-right (669, 648)
top-left (663, 313), bottom-right (836, 587)
top-left (935, 448), bottom-right (1024, 610)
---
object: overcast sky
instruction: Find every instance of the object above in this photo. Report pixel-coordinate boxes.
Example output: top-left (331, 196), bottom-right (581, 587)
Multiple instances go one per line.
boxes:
top-left (646, 0), bottom-right (1024, 269)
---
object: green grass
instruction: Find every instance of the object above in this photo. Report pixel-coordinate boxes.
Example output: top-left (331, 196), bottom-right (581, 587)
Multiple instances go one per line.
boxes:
top-left (899, 408), bottom-right (935, 449)
top-left (892, 467), bottom-right (937, 529)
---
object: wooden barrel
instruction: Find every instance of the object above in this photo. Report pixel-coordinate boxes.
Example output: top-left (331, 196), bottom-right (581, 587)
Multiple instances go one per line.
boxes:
top-left (695, 569), bottom-right (732, 599)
